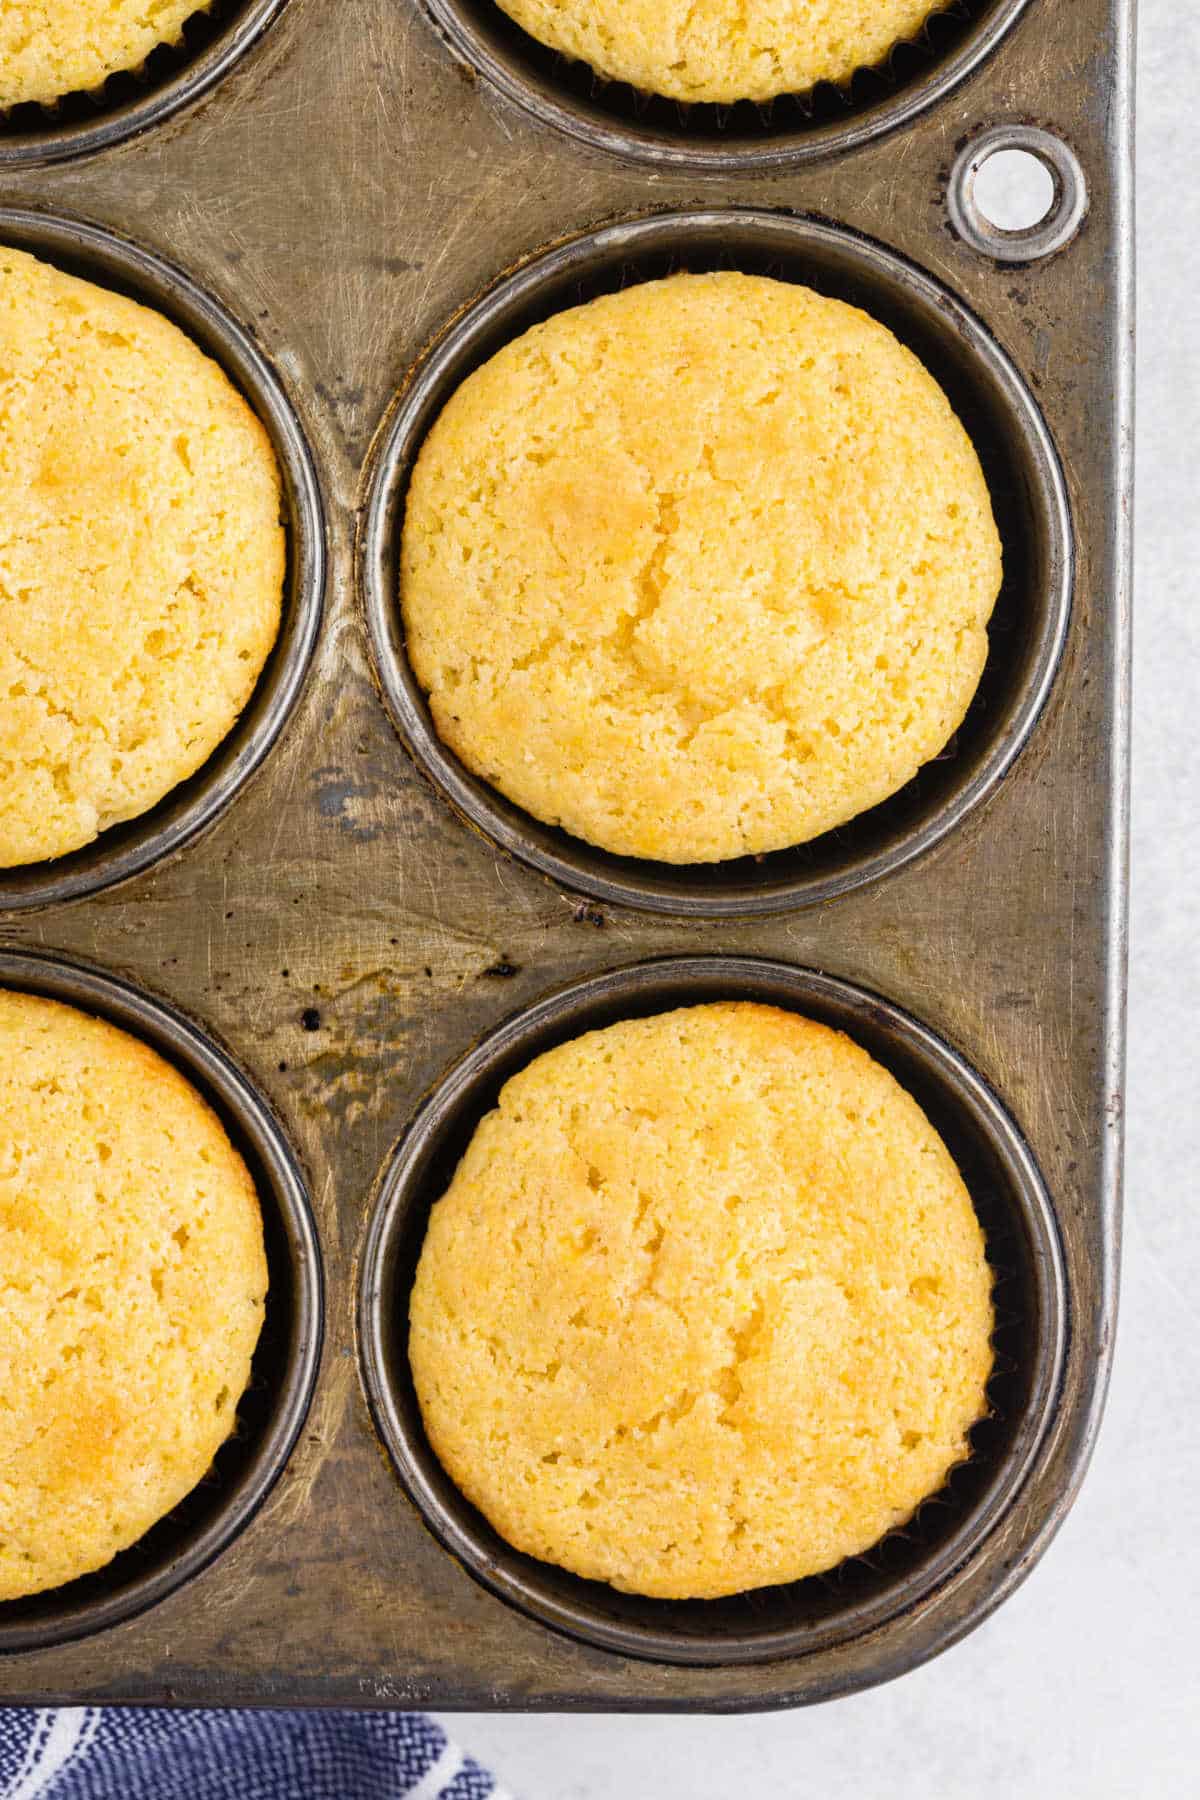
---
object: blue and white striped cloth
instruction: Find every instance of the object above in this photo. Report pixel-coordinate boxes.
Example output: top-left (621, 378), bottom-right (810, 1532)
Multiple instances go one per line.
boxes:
top-left (0, 1710), bottom-right (512, 1800)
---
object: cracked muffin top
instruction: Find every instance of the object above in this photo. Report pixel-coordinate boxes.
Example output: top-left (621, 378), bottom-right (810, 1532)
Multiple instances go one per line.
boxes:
top-left (0, 1), bottom-right (211, 110)
top-left (0, 989), bottom-right (267, 1601)
top-left (494, 1), bottom-right (949, 104)
top-left (400, 271), bottom-right (1001, 865)
top-left (408, 1001), bottom-right (994, 1600)
top-left (0, 244), bottom-right (284, 870)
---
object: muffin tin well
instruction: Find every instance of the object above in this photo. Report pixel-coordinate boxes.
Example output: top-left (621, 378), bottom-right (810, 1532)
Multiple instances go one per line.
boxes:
top-left (0, 208), bottom-right (326, 914)
top-left (359, 956), bottom-right (1065, 1666)
top-left (0, 0), bottom-right (1129, 1718)
top-left (363, 208), bottom-right (1072, 918)
top-left (0, 949), bottom-right (323, 1654)
top-left (0, 1), bottom-right (288, 166)
top-left (419, 0), bottom-right (1033, 170)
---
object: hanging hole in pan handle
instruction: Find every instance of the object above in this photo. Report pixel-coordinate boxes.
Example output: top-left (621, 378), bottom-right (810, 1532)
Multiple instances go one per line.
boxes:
top-left (948, 126), bottom-right (1089, 264)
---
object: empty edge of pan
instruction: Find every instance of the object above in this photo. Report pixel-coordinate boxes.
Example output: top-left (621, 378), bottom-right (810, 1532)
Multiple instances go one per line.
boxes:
top-left (361, 209), bottom-right (1072, 920)
top-left (0, 207), bottom-right (326, 915)
top-left (419, 0), bottom-right (1032, 171)
top-left (357, 954), bottom-right (1067, 1669)
top-left (0, 947), bottom-right (324, 1654)
top-left (0, 0), bottom-right (287, 166)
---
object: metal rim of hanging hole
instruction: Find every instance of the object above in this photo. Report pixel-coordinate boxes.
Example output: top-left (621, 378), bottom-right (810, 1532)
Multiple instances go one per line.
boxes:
top-left (949, 126), bottom-right (1089, 263)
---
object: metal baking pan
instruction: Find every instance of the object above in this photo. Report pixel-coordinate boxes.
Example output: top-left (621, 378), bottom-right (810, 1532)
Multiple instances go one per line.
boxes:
top-left (0, 0), bottom-right (1132, 1712)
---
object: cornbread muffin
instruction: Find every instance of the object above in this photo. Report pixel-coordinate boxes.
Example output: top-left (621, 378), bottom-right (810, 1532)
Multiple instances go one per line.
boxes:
top-left (402, 272), bottom-right (1001, 865)
top-left (410, 1002), bottom-right (994, 1600)
top-left (0, 989), bottom-right (267, 1602)
top-left (0, 245), bottom-right (285, 869)
top-left (0, 2), bottom-right (209, 111)
top-left (495, 1), bottom-right (947, 104)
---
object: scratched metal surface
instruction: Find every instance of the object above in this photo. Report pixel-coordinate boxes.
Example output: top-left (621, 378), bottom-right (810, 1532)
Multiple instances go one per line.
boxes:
top-left (0, 0), bottom-right (1131, 1709)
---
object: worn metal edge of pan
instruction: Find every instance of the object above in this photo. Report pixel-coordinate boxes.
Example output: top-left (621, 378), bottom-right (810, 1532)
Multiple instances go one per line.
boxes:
top-left (357, 955), bottom-right (1067, 1673)
top-left (0, 0), bottom-right (288, 167)
top-left (419, 0), bottom-right (1032, 171)
top-left (0, 947), bottom-right (325, 1653)
top-left (361, 208), bottom-right (1073, 920)
top-left (0, 207), bottom-right (327, 915)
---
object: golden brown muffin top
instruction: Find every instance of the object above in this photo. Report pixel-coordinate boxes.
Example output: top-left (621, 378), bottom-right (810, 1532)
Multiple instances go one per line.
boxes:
top-left (402, 272), bottom-right (1001, 865)
top-left (496, 1), bottom-right (948, 104)
top-left (0, 989), bottom-right (267, 1601)
top-left (0, 2), bottom-right (208, 110)
top-left (410, 1002), bottom-right (994, 1600)
top-left (0, 244), bottom-right (284, 870)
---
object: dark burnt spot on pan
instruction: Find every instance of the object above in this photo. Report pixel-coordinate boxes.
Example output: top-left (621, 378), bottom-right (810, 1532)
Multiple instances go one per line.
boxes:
top-left (424, 0), bottom-right (1030, 164)
top-left (572, 902), bottom-right (608, 928)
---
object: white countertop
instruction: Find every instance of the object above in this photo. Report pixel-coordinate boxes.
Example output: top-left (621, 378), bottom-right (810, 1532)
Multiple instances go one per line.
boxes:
top-left (441, 9), bottom-right (1200, 1791)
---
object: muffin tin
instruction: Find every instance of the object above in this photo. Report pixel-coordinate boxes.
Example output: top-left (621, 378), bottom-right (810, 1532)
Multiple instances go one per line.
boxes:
top-left (418, 0), bottom-right (1036, 169)
top-left (360, 956), bottom-right (1066, 1667)
top-left (363, 207), bottom-right (1072, 915)
top-left (0, 209), bottom-right (325, 913)
top-left (0, 0), bottom-right (1131, 1712)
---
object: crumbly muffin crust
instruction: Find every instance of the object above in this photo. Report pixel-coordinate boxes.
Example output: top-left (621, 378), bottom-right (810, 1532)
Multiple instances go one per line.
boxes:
top-left (401, 272), bottom-right (1001, 864)
top-left (410, 1002), bottom-right (995, 1600)
top-left (0, 989), bottom-right (268, 1601)
top-left (0, 1), bottom-right (210, 110)
top-left (0, 244), bottom-right (284, 869)
top-left (495, 1), bottom-right (947, 104)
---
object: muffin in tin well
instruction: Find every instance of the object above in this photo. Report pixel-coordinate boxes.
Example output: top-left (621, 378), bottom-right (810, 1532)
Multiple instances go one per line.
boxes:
top-left (401, 271), bottom-right (1002, 866)
top-left (409, 1001), bottom-right (995, 1601)
top-left (0, 244), bottom-right (284, 870)
top-left (0, 989), bottom-right (267, 1602)
top-left (493, 0), bottom-right (952, 104)
top-left (0, 1), bottom-right (212, 109)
